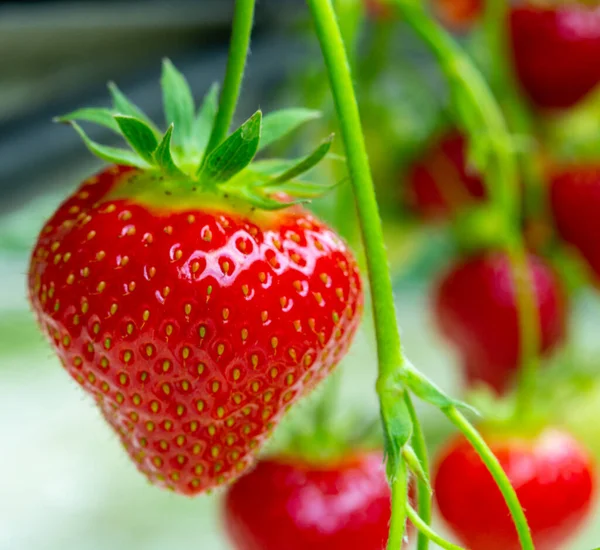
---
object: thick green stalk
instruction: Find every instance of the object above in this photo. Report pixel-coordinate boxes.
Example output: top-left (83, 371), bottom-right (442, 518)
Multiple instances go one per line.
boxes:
top-left (406, 505), bottom-right (465, 550)
top-left (204, 0), bottom-right (256, 156)
top-left (445, 407), bottom-right (534, 550)
top-left (306, 0), bottom-right (415, 546)
top-left (388, 459), bottom-right (409, 550)
top-left (307, 0), bottom-right (403, 385)
top-left (405, 393), bottom-right (431, 550)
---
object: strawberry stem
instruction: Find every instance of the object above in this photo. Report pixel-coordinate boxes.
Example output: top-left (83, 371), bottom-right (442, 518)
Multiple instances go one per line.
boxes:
top-left (406, 504), bottom-right (465, 550)
top-left (306, 0), bottom-right (426, 546)
top-left (203, 0), bottom-right (256, 158)
top-left (394, 2), bottom-right (541, 420)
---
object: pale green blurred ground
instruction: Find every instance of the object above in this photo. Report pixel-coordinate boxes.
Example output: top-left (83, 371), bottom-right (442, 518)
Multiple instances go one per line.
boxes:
top-left (1, 185), bottom-right (599, 550)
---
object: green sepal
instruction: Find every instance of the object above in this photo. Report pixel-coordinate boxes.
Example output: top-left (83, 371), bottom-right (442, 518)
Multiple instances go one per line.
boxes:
top-left (195, 83), bottom-right (220, 152)
top-left (199, 111), bottom-right (262, 183)
top-left (54, 108), bottom-right (120, 133)
top-left (161, 59), bottom-right (195, 149)
top-left (114, 115), bottom-right (159, 164)
top-left (259, 108), bottom-right (321, 152)
top-left (238, 187), bottom-right (307, 211)
top-left (275, 179), bottom-right (340, 199)
top-left (272, 135), bottom-right (334, 183)
top-left (380, 389), bottom-right (413, 481)
top-left (66, 121), bottom-right (149, 168)
top-left (108, 82), bottom-right (159, 135)
top-left (153, 125), bottom-right (186, 177)
top-left (402, 446), bottom-right (432, 495)
top-left (250, 159), bottom-right (302, 176)
top-left (401, 360), bottom-right (479, 415)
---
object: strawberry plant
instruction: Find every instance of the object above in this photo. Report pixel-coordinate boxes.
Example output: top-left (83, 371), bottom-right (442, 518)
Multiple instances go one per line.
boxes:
top-left (28, 0), bottom-right (600, 548)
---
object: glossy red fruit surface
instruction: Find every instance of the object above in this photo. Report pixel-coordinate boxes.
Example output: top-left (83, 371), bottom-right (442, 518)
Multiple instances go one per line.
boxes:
top-left (28, 165), bottom-right (362, 495)
top-left (434, 428), bottom-right (595, 550)
top-left (405, 132), bottom-right (486, 220)
top-left (510, 5), bottom-right (600, 109)
top-left (434, 252), bottom-right (567, 392)
top-left (551, 165), bottom-right (600, 280)
top-left (224, 451), bottom-right (407, 550)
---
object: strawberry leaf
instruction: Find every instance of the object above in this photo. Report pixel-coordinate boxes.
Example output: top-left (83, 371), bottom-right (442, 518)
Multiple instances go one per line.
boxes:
top-left (153, 125), bottom-right (185, 177)
top-left (54, 108), bottom-right (120, 133)
top-left (114, 115), bottom-right (159, 164)
top-left (199, 111), bottom-right (262, 183)
top-left (67, 121), bottom-right (149, 168)
top-left (161, 59), bottom-right (195, 149)
top-left (108, 82), bottom-right (159, 134)
top-left (195, 83), bottom-right (220, 152)
top-left (259, 108), bottom-right (321, 152)
top-left (272, 135), bottom-right (334, 183)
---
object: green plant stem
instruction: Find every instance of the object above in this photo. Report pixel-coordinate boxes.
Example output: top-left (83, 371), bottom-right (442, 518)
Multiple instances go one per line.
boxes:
top-left (388, 459), bottom-right (409, 550)
top-left (406, 505), bottom-right (465, 550)
top-left (395, 0), bottom-right (541, 420)
top-left (484, 0), bottom-right (545, 218)
top-left (306, 1), bottom-right (418, 547)
top-left (204, 0), bottom-right (256, 156)
top-left (405, 394), bottom-right (431, 550)
top-left (445, 406), bottom-right (533, 550)
top-left (307, 0), bottom-right (403, 385)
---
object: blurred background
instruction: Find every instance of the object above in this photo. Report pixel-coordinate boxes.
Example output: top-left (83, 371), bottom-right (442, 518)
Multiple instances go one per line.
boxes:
top-left (3, 1), bottom-right (600, 549)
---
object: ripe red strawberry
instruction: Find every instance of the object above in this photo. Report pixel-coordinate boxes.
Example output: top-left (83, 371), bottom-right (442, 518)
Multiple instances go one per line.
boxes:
top-left (224, 451), bottom-right (410, 550)
top-left (364, 0), bottom-right (392, 19)
top-left (434, 428), bottom-right (595, 550)
top-left (434, 0), bottom-right (482, 28)
top-left (509, 4), bottom-right (600, 109)
top-left (434, 252), bottom-right (567, 392)
top-left (405, 132), bottom-right (486, 220)
top-left (28, 63), bottom-right (363, 495)
top-left (550, 165), bottom-right (600, 280)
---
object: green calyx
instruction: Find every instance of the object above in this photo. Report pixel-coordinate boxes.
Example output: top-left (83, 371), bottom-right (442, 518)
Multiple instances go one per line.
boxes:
top-left (55, 59), bottom-right (338, 210)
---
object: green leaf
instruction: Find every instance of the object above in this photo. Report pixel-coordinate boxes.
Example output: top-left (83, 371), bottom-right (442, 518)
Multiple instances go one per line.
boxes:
top-left (114, 115), bottom-right (159, 165)
top-left (54, 108), bottom-right (120, 133)
top-left (108, 82), bottom-right (159, 134)
top-left (199, 111), bottom-right (262, 183)
top-left (153, 125), bottom-right (185, 177)
top-left (67, 122), bottom-right (149, 168)
top-left (161, 59), bottom-right (195, 148)
top-left (272, 135), bottom-right (334, 183)
top-left (259, 108), bottom-right (321, 152)
top-left (401, 360), bottom-right (479, 415)
top-left (195, 83), bottom-right (220, 151)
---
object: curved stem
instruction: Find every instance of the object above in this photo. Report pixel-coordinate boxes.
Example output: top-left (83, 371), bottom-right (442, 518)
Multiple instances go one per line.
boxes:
top-left (204, 0), bottom-right (256, 156)
top-left (388, 459), bottom-right (409, 550)
top-left (395, 0), bottom-right (541, 419)
top-left (307, 0), bottom-right (403, 384)
top-left (445, 407), bottom-right (534, 550)
top-left (406, 505), bottom-right (465, 550)
top-left (405, 394), bottom-right (431, 550)
top-left (306, 1), bottom-right (421, 547)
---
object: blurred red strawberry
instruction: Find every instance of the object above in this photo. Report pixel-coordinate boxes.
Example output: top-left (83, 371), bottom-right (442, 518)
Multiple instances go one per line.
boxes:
top-left (225, 451), bottom-right (411, 550)
top-left (510, 4), bottom-right (600, 109)
top-left (364, 0), bottom-right (392, 19)
top-left (434, 428), bottom-right (595, 550)
top-left (434, 252), bottom-right (567, 393)
top-left (405, 132), bottom-right (486, 220)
